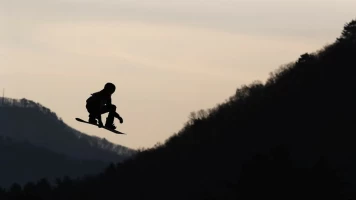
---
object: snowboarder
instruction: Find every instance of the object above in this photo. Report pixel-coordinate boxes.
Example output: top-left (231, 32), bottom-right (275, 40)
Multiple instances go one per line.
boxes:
top-left (85, 82), bottom-right (123, 130)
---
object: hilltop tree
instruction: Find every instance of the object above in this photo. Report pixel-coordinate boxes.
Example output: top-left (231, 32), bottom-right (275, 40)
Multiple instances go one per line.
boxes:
top-left (338, 19), bottom-right (356, 42)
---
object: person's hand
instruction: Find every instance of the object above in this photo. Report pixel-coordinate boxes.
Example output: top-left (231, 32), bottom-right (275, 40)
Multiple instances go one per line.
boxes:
top-left (118, 117), bottom-right (123, 124)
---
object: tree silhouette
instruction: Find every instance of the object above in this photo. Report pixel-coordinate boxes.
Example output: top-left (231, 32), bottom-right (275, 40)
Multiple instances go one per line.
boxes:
top-left (338, 19), bottom-right (356, 42)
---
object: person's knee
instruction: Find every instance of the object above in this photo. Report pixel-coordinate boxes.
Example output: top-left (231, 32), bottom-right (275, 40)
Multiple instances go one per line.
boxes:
top-left (109, 104), bottom-right (116, 111)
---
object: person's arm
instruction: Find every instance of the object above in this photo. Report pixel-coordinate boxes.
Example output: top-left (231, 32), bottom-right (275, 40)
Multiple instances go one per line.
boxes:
top-left (107, 95), bottom-right (123, 123)
top-left (107, 97), bottom-right (112, 106)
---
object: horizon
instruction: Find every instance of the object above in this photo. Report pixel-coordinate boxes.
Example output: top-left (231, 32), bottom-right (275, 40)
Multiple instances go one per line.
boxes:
top-left (1, 0), bottom-right (355, 149)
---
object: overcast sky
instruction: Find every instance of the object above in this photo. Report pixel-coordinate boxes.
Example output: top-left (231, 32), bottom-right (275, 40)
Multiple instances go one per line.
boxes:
top-left (1, 0), bottom-right (355, 149)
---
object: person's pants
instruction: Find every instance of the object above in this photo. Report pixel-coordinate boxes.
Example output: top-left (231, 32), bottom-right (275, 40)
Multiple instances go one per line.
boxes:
top-left (86, 103), bottom-right (120, 125)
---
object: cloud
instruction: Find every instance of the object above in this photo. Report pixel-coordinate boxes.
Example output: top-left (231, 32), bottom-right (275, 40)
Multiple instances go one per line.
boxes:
top-left (2, 0), bottom-right (355, 38)
top-left (25, 20), bottom-right (325, 80)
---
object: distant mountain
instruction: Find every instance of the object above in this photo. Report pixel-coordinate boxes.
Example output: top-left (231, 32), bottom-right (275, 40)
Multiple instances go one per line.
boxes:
top-left (0, 97), bottom-right (136, 162)
top-left (0, 135), bottom-right (109, 188)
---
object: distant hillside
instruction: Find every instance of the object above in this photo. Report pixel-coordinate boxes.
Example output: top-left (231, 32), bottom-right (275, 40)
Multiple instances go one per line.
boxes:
top-left (1, 19), bottom-right (355, 200)
top-left (0, 97), bottom-right (135, 162)
top-left (0, 135), bottom-right (108, 188)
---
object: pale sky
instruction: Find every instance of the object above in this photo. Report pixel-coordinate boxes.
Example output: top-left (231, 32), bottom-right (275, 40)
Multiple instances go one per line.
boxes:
top-left (1, 0), bottom-right (355, 149)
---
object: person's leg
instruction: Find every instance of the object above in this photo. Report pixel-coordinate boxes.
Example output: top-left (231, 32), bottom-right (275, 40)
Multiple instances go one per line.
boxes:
top-left (87, 103), bottom-right (119, 128)
top-left (86, 103), bottom-right (102, 125)
top-left (102, 104), bottom-right (118, 129)
top-left (86, 104), bottom-right (96, 123)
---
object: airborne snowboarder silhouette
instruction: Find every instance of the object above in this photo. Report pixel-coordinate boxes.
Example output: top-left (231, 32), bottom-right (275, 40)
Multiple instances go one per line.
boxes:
top-left (85, 82), bottom-right (123, 130)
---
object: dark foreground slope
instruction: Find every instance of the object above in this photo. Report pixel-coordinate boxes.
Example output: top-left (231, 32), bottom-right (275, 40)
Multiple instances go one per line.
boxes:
top-left (0, 98), bottom-right (135, 162)
top-left (1, 19), bottom-right (356, 200)
top-left (0, 136), bottom-right (108, 188)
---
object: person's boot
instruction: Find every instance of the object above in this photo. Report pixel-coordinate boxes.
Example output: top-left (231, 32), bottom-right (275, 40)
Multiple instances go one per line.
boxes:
top-left (105, 115), bottom-right (116, 130)
top-left (88, 115), bottom-right (97, 125)
top-left (105, 123), bottom-right (116, 130)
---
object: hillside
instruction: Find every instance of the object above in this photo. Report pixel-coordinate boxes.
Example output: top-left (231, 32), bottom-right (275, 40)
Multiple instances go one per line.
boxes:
top-left (0, 97), bottom-right (135, 162)
top-left (0, 136), bottom-right (108, 188)
top-left (0, 19), bottom-right (355, 200)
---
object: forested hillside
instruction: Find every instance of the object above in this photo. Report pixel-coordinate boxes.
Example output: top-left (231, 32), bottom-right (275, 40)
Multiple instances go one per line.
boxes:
top-left (0, 19), bottom-right (355, 200)
top-left (0, 136), bottom-right (108, 188)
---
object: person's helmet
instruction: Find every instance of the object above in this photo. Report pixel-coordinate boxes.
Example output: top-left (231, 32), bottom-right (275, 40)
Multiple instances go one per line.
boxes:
top-left (104, 82), bottom-right (116, 93)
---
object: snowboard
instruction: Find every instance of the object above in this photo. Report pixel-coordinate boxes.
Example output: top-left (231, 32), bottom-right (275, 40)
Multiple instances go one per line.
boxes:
top-left (75, 118), bottom-right (125, 134)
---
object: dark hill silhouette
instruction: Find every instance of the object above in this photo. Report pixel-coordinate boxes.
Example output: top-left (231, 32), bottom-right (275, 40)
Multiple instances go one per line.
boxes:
top-left (0, 97), bottom-right (135, 162)
top-left (0, 135), bottom-right (109, 188)
top-left (1, 19), bottom-right (355, 200)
